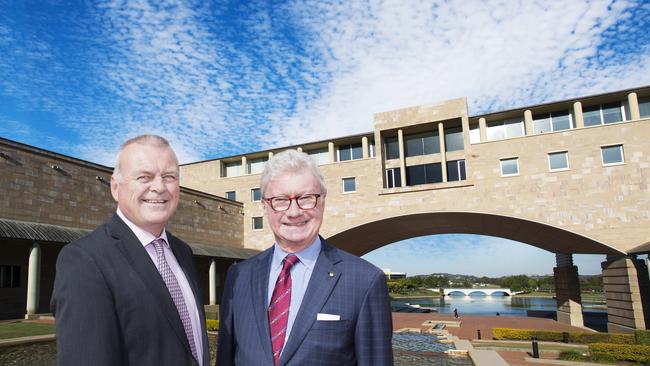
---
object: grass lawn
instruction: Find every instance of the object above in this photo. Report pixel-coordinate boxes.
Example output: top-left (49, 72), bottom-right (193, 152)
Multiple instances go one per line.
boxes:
top-left (0, 322), bottom-right (55, 340)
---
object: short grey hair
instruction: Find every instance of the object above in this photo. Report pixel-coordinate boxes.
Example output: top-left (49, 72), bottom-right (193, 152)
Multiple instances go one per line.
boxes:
top-left (260, 149), bottom-right (327, 198)
top-left (113, 134), bottom-right (175, 181)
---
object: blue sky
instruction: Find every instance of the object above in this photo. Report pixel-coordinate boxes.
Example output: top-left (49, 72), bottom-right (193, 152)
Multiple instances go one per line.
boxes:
top-left (2, 0), bottom-right (649, 276)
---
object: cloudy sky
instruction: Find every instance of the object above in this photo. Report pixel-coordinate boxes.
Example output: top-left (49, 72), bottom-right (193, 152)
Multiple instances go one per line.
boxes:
top-left (2, 0), bottom-right (649, 276)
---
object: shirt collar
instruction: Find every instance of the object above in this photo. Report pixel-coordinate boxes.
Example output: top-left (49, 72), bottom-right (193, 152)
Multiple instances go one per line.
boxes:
top-left (116, 208), bottom-right (169, 248)
top-left (271, 236), bottom-right (321, 271)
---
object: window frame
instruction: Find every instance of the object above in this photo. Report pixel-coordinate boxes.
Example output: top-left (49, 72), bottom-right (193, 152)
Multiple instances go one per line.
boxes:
top-left (500, 157), bottom-right (520, 177)
top-left (0, 265), bottom-right (20, 288)
top-left (252, 216), bottom-right (264, 230)
top-left (222, 161), bottom-right (243, 177)
top-left (225, 191), bottom-right (236, 201)
top-left (446, 159), bottom-right (467, 182)
top-left (337, 143), bottom-right (363, 162)
top-left (385, 167), bottom-right (402, 188)
top-left (342, 177), bottom-right (357, 193)
top-left (583, 102), bottom-right (626, 127)
top-left (404, 131), bottom-right (440, 157)
top-left (251, 188), bottom-right (261, 202)
top-left (548, 151), bottom-right (569, 172)
top-left (601, 144), bottom-right (625, 166)
top-left (533, 110), bottom-right (573, 134)
top-left (307, 147), bottom-right (329, 165)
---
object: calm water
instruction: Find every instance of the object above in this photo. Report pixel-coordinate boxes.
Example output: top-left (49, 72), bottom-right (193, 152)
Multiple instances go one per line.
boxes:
top-left (395, 295), bottom-right (606, 316)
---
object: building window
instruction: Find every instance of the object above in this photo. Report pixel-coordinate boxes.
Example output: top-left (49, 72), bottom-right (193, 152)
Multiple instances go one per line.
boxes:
top-left (444, 127), bottom-right (464, 152)
top-left (307, 148), bottom-right (329, 165)
top-left (583, 103), bottom-right (625, 126)
top-left (446, 159), bottom-right (467, 182)
top-left (405, 131), bottom-right (440, 157)
top-left (533, 110), bottom-right (572, 134)
top-left (548, 151), bottom-right (569, 171)
top-left (342, 177), bottom-right (356, 192)
top-left (385, 168), bottom-right (401, 188)
top-left (487, 117), bottom-right (525, 141)
top-left (252, 217), bottom-right (263, 230)
top-left (500, 158), bottom-right (519, 176)
top-left (338, 143), bottom-right (363, 161)
top-left (223, 161), bottom-right (242, 177)
top-left (384, 137), bottom-right (400, 160)
top-left (601, 145), bottom-right (624, 165)
top-left (251, 188), bottom-right (261, 202)
top-left (247, 157), bottom-right (267, 174)
top-left (0, 265), bottom-right (20, 288)
top-left (469, 124), bottom-right (480, 144)
top-left (406, 163), bottom-right (442, 186)
top-left (225, 191), bottom-right (236, 201)
top-left (639, 96), bottom-right (650, 118)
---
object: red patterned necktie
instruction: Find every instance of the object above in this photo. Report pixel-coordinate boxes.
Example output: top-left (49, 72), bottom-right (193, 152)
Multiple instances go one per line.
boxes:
top-left (268, 255), bottom-right (300, 365)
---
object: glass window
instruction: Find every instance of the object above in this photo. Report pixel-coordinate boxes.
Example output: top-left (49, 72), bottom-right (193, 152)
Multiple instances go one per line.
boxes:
top-left (247, 157), bottom-right (267, 174)
top-left (548, 151), bottom-right (569, 171)
top-left (583, 103), bottom-right (624, 126)
top-left (447, 159), bottom-right (467, 182)
top-left (307, 148), bottom-right (329, 165)
top-left (384, 137), bottom-right (400, 160)
top-left (601, 145), bottom-right (624, 165)
top-left (406, 163), bottom-right (442, 186)
top-left (602, 103), bottom-right (623, 124)
top-left (500, 158), bottom-right (519, 176)
top-left (251, 188), bottom-right (261, 202)
top-left (533, 114), bottom-right (551, 134)
top-left (338, 143), bottom-right (363, 161)
top-left (252, 217), bottom-right (263, 230)
top-left (342, 177), bottom-right (356, 192)
top-left (639, 97), bottom-right (650, 118)
top-left (533, 111), bottom-right (572, 134)
top-left (551, 111), bottom-right (572, 131)
top-left (223, 161), bottom-right (242, 177)
top-left (487, 121), bottom-right (505, 141)
top-left (583, 105), bottom-right (602, 126)
top-left (405, 131), bottom-right (439, 157)
top-left (225, 191), bottom-right (236, 201)
top-left (445, 127), bottom-right (464, 152)
top-left (0, 265), bottom-right (20, 288)
top-left (385, 168), bottom-right (401, 188)
top-left (487, 118), bottom-right (524, 141)
top-left (469, 124), bottom-right (480, 144)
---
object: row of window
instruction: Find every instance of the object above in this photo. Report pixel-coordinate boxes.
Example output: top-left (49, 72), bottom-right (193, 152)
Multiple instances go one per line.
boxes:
top-left (384, 159), bottom-right (467, 188)
top-left (384, 128), bottom-right (464, 160)
top-left (0, 265), bottom-right (20, 288)
top-left (227, 177), bottom-right (357, 203)
top-left (499, 144), bottom-right (625, 176)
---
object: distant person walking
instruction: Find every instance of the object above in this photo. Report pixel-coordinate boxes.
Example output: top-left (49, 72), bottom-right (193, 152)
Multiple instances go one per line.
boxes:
top-left (453, 308), bottom-right (459, 319)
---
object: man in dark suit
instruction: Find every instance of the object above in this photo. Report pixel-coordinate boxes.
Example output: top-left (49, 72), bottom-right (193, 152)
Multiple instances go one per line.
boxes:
top-left (51, 135), bottom-right (209, 366)
top-left (217, 150), bottom-right (393, 366)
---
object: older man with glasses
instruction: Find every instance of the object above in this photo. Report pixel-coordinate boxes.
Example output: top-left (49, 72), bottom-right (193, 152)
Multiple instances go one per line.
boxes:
top-left (217, 149), bottom-right (393, 366)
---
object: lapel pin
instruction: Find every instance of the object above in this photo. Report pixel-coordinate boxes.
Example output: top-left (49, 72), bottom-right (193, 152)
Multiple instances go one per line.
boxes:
top-left (328, 272), bottom-right (334, 278)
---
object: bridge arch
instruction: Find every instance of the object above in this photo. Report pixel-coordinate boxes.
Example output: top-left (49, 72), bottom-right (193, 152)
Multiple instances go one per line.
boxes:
top-left (325, 211), bottom-right (624, 256)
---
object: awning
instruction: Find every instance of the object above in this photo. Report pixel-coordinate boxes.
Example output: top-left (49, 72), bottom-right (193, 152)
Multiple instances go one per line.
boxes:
top-left (0, 218), bottom-right (258, 260)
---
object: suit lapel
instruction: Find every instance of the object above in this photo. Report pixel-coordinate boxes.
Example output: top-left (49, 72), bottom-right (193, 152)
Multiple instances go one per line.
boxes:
top-left (108, 215), bottom-right (193, 358)
top-left (250, 247), bottom-right (275, 364)
top-left (279, 241), bottom-right (342, 366)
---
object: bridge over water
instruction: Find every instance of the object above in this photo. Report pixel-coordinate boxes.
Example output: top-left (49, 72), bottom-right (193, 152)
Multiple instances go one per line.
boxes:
top-left (442, 288), bottom-right (512, 296)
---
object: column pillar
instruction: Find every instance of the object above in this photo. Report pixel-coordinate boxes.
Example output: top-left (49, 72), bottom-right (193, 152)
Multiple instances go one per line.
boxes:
top-left (26, 243), bottom-right (41, 319)
top-left (209, 258), bottom-right (217, 305)
top-left (241, 156), bottom-right (247, 175)
top-left (438, 122), bottom-right (447, 182)
top-left (524, 110), bottom-right (533, 135)
top-left (479, 117), bottom-right (487, 142)
top-left (627, 92), bottom-right (640, 120)
top-left (554, 253), bottom-right (584, 327)
top-left (296, 147), bottom-right (303, 152)
top-left (268, 151), bottom-right (274, 160)
top-left (397, 129), bottom-right (407, 186)
top-left (602, 255), bottom-right (649, 333)
top-left (328, 142), bottom-right (335, 163)
top-left (362, 136), bottom-right (369, 159)
top-left (573, 102), bottom-right (584, 128)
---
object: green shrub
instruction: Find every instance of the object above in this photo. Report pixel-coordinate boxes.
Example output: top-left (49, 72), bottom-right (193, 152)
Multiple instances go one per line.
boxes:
top-left (492, 328), bottom-right (634, 344)
top-left (206, 319), bottom-right (219, 331)
top-left (589, 343), bottom-right (650, 363)
top-left (635, 329), bottom-right (650, 345)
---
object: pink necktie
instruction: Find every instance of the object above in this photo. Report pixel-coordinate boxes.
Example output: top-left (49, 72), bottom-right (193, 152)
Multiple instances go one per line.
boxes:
top-left (268, 255), bottom-right (300, 365)
top-left (151, 238), bottom-right (198, 362)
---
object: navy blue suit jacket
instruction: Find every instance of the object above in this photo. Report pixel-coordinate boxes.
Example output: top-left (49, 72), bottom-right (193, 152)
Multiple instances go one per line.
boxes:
top-left (217, 239), bottom-right (393, 366)
top-left (51, 214), bottom-right (210, 366)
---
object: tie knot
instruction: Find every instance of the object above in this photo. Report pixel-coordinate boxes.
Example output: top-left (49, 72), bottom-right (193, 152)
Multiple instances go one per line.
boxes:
top-left (283, 255), bottom-right (299, 270)
top-left (151, 238), bottom-right (166, 251)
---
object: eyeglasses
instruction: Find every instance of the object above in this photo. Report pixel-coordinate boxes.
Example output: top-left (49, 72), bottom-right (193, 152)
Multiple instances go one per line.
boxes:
top-left (263, 193), bottom-right (321, 212)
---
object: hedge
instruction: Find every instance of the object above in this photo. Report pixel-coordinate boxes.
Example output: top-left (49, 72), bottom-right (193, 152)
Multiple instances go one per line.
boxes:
top-left (492, 328), bottom-right (635, 344)
top-left (635, 329), bottom-right (650, 345)
top-left (589, 343), bottom-right (650, 363)
top-left (206, 319), bottom-right (219, 332)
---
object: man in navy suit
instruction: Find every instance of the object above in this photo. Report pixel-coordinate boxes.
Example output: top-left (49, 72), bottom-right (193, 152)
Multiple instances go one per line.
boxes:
top-left (51, 135), bottom-right (209, 366)
top-left (217, 150), bottom-right (393, 366)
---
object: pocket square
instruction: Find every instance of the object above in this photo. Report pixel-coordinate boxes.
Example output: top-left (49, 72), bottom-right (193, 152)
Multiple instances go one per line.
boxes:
top-left (316, 313), bottom-right (340, 321)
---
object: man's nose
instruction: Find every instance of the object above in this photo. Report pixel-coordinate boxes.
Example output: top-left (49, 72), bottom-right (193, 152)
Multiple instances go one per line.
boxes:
top-left (285, 198), bottom-right (303, 216)
top-left (149, 175), bottom-right (166, 192)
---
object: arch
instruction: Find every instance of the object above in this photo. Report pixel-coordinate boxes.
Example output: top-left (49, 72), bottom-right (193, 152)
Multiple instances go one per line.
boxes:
top-left (489, 290), bottom-right (511, 296)
top-left (467, 290), bottom-right (488, 296)
top-left (446, 291), bottom-right (466, 296)
top-left (326, 211), bottom-right (624, 256)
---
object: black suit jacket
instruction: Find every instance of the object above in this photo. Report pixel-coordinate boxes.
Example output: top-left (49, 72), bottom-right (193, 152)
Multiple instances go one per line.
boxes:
top-left (217, 239), bottom-right (393, 366)
top-left (51, 214), bottom-right (210, 366)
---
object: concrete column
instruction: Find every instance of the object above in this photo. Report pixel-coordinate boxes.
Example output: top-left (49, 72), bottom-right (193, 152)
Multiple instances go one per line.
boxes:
top-left (215, 159), bottom-right (222, 178)
top-left (26, 243), bottom-right (41, 319)
top-left (241, 156), bottom-right (247, 175)
top-left (524, 110), bottom-right (533, 135)
top-left (438, 123), bottom-right (447, 182)
top-left (479, 117), bottom-right (487, 142)
top-left (268, 151), bottom-right (274, 159)
top-left (461, 115), bottom-right (470, 149)
top-left (209, 258), bottom-right (217, 305)
top-left (362, 136), bottom-right (369, 159)
top-left (573, 102), bottom-right (584, 128)
top-left (627, 92), bottom-right (640, 120)
top-left (397, 129), bottom-right (407, 186)
top-left (328, 142), bottom-right (335, 163)
top-left (601, 255), bottom-right (649, 333)
top-left (296, 147), bottom-right (303, 152)
top-left (553, 253), bottom-right (584, 327)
